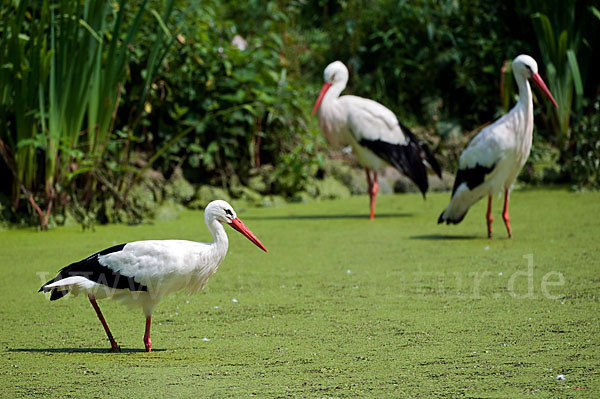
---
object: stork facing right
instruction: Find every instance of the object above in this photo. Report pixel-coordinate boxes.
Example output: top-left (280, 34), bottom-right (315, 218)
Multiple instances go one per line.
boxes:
top-left (438, 54), bottom-right (557, 238)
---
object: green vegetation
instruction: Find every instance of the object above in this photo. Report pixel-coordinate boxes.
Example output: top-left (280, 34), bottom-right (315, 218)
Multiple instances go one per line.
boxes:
top-left (1, 1), bottom-right (599, 228)
top-left (1, 189), bottom-right (598, 397)
top-left (524, 0), bottom-right (600, 190)
top-left (0, 0), bottom-right (182, 227)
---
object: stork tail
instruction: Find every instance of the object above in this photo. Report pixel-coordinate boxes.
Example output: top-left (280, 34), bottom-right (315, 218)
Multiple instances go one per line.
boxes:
top-left (359, 137), bottom-right (429, 196)
top-left (38, 243), bottom-right (147, 301)
top-left (398, 121), bottom-right (442, 178)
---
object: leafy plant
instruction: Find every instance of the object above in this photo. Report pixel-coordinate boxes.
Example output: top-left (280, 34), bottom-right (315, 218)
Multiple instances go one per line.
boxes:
top-left (527, 1), bottom-right (583, 148)
top-left (564, 96), bottom-right (600, 189)
top-left (0, 0), bottom-right (180, 228)
top-left (141, 0), bottom-right (318, 194)
top-left (0, 1), bottom-right (52, 224)
top-left (521, 0), bottom-right (599, 188)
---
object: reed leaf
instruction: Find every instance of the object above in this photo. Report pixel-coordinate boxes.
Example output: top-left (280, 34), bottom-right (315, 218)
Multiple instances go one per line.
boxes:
top-left (566, 49), bottom-right (583, 113)
top-left (530, 6), bottom-right (583, 147)
top-left (1, 2), bottom-right (51, 199)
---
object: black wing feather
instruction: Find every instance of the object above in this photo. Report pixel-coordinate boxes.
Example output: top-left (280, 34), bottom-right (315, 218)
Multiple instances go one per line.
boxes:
top-left (39, 243), bottom-right (148, 300)
top-left (450, 163), bottom-right (496, 197)
top-left (398, 121), bottom-right (443, 178)
top-left (359, 138), bottom-right (429, 195)
top-left (358, 121), bottom-right (443, 196)
top-left (437, 163), bottom-right (497, 225)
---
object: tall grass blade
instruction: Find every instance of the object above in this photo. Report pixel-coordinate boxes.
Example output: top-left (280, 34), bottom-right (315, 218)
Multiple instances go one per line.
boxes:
top-left (566, 49), bottom-right (583, 117)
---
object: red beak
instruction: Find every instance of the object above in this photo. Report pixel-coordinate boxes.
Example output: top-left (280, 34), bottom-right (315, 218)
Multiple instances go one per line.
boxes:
top-left (228, 217), bottom-right (268, 253)
top-left (530, 73), bottom-right (558, 108)
top-left (311, 82), bottom-right (332, 115)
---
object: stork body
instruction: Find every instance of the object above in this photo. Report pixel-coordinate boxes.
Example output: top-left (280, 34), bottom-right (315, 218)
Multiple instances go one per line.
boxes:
top-left (39, 200), bottom-right (267, 352)
top-left (312, 61), bottom-right (442, 219)
top-left (438, 55), bottom-right (557, 237)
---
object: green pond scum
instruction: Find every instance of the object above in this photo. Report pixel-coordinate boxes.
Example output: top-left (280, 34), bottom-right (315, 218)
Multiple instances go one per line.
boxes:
top-left (0, 189), bottom-right (598, 397)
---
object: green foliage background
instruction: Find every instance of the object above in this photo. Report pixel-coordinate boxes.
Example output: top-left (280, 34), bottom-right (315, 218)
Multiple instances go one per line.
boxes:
top-left (0, 0), bottom-right (598, 227)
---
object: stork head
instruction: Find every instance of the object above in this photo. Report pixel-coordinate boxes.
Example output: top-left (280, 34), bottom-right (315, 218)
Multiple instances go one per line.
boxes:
top-left (323, 60), bottom-right (349, 86)
top-left (312, 60), bottom-right (349, 115)
top-left (205, 200), bottom-right (238, 223)
top-left (205, 200), bottom-right (267, 252)
top-left (512, 54), bottom-right (558, 108)
top-left (512, 54), bottom-right (539, 76)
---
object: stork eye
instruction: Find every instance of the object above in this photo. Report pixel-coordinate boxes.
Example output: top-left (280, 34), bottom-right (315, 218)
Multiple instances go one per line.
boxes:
top-left (224, 209), bottom-right (233, 218)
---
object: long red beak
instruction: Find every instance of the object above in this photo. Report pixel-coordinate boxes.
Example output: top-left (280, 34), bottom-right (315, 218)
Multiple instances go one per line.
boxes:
top-left (228, 217), bottom-right (268, 253)
top-left (311, 82), bottom-right (332, 115)
top-left (530, 73), bottom-right (558, 108)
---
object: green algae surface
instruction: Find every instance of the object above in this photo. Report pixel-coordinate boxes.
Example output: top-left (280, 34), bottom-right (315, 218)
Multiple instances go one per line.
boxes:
top-left (1, 189), bottom-right (599, 397)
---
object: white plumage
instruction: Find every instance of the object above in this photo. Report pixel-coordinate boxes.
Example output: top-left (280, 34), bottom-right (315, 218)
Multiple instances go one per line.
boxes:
top-left (40, 200), bottom-right (267, 352)
top-left (45, 240), bottom-right (221, 307)
top-left (438, 55), bottom-right (557, 237)
top-left (312, 61), bottom-right (441, 219)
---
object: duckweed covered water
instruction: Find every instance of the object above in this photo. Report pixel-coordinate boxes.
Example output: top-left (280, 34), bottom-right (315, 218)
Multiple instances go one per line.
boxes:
top-left (1, 189), bottom-right (598, 397)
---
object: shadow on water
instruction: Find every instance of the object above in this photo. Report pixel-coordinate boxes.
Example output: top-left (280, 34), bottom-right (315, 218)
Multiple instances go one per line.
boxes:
top-left (8, 347), bottom-right (166, 354)
top-left (410, 234), bottom-right (481, 240)
top-left (245, 213), bottom-right (414, 221)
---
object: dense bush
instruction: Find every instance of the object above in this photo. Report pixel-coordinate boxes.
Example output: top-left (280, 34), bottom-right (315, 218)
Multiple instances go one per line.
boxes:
top-left (135, 1), bottom-right (320, 194)
top-left (564, 97), bottom-right (600, 189)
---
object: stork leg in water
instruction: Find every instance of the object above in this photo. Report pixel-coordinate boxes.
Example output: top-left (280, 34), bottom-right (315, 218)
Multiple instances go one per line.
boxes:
top-left (144, 317), bottom-right (152, 352)
top-left (88, 294), bottom-right (120, 352)
top-left (486, 196), bottom-right (494, 238)
top-left (366, 168), bottom-right (379, 220)
top-left (502, 189), bottom-right (512, 238)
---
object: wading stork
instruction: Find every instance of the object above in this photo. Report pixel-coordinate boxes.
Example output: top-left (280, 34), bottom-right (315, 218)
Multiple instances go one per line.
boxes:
top-left (438, 54), bottom-right (557, 237)
top-left (312, 61), bottom-right (442, 219)
top-left (39, 200), bottom-right (267, 352)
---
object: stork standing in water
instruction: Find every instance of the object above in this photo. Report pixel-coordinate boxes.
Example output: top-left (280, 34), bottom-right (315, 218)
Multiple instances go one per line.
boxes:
top-left (438, 55), bottom-right (557, 237)
top-left (39, 200), bottom-right (267, 352)
top-left (312, 61), bottom-right (442, 219)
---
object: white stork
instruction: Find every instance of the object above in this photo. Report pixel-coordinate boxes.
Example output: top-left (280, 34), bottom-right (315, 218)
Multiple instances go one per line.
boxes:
top-left (39, 200), bottom-right (267, 352)
top-left (312, 60), bottom-right (442, 219)
top-left (438, 54), bottom-right (558, 237)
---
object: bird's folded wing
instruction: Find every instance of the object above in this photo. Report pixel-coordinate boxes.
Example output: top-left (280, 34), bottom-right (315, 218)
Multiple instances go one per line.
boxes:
top-left (99, 240), bottom-right (211, 289)
top-left (343, 96), bottom-right (408, 146)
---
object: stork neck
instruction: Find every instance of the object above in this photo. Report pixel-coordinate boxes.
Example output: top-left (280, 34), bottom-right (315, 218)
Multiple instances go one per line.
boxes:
top-left (318, 81), bottom-right (346, 123)
top-left (206, 218), bottom-right (229, 255)
top-left (511, 72), bottom-right (535, 151)
top-left (514, 73), bottom-right (533, 110)
top-left (323, 81), bottom-right (346, 106)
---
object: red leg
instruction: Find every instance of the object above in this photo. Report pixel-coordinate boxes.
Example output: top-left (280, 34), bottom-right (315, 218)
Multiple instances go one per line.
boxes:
top-left (365, 168), bottom-right (374, 219)
top-left (365, 168), bottom-right (372, 188)
top-left (143, 316), bottom-right (152, 352)
top-left (502, 189), bottom-right (512, 238)
top-left (369, 171), bottom-right (379, 220)
top-left (365, 168), bottom-right (379, 219)
top-left (486, 195), bottom-right (494, 239)
top-left (88, 294), bottom-right (120, 352)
